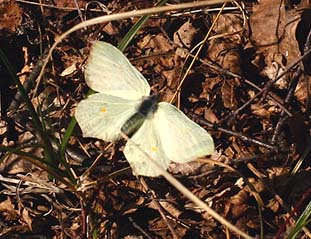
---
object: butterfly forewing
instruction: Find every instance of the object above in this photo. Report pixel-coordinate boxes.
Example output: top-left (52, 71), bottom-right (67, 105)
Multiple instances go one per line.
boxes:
top-left (85, 41), bottom-right (150, 100)
top-left (75, 93), bottom-right (140, 142)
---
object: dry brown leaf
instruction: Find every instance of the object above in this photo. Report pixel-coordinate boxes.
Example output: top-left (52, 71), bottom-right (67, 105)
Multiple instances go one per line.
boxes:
top-left (267, 198), bottom-right (280, 213)
top-left (208, 39), bottom-right (242, 74)
top-left (227, 190), bottom-right (250, 218)
top-left (221, 79), bottom-right (238, 109)
top-left (295, 76), bottom-right (311, 103)
top-left (250, 104), bottom-right (270, 118)
top-left (21, 207), bottom-right (33, 230)
top-left (0, 0), bottom-right (22, 33)
top-left (224, 145), bottom-right (235, 159)
top-left (208, 12), bottom-right (243, 74)
top-left (250, 0), bottom-right (286, 47)
top-left (103, 22), bottom-right (121, 36)
top-left (158, 201), bottom-right (182, 218)
top-left (138, 34), bottom-right (173, 54)
top-left (0, 197), bottom-right (19, 221)
top-left (206, 13), bottom-right (243, 110)
top-left (60, 61), bottom-right (78, 77)
top-left (250, 103), bottom-right (280, 118)
top-left (161, 67), bottom-right (182, 89)
top-left (0, 225), bottom-right (29, 236)
top-left (173, 20), bottom-right (198, 48)
top-left (287, 113), bottom-right (311, 155)
top-left (137, 34), bottom-right (183, 89)
top-left (214, 14), bottom-right (243, 43)
top-left (250, 0), bottom-right (301, 79)
top-left (169, 160), bottom-right (212, 176)
top-left (204, 108), bottom-right (219, 124)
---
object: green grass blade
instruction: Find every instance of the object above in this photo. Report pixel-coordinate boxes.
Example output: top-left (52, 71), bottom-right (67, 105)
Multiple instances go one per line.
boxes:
top-left (118, 0), bottom-right (168, 51)
top-left (0, 144), bottom-right (76, 190)
top-left (0, 49), bottom-right (75, 182)
top-left (287, 199), bottom-right (311, 238)
top-left (61, 116), bottom-right (77, 153)
top-left (0, 49), bottom-right (44, 137)
top-left (0, 50), bottom-right (54, 163)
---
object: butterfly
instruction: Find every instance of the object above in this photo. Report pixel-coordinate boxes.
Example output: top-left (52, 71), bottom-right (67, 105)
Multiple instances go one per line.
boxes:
top-left (75, 41), bottom-right (214, 177)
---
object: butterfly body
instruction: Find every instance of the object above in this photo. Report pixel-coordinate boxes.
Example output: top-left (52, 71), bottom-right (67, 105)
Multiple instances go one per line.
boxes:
top-left (121, 95), bottom-right (158, 137)
top-left (75, 41), bottom-right (215, 177)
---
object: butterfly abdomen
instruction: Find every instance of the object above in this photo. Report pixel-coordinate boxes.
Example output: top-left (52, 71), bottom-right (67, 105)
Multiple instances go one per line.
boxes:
top-left (121, 95), bottom-right (158, 137)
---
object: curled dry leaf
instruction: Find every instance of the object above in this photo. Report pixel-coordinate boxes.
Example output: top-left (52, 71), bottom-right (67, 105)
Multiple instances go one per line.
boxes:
top-left (60, 61), bottom-right (78, 77)
top-left (21, 208), bottom-right (33, 231)
top-left (204, 108), bottom-right (219, 124)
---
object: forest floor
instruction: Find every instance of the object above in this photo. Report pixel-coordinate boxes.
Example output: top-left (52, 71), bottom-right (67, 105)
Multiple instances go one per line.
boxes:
top-left (1, 0), bottom-right (311, 238)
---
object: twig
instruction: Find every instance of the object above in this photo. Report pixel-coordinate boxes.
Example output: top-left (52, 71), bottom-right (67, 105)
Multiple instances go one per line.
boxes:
top-left (188, 112), bottom-right (278, 150)
top-left (272, 26), bottom-right (311, 144)
top-left (217, 47), bottom-right (311, 125)
top-left (140, 178), bottom-right (178, 239)
top-left (271, 68), bottom-right (302, 144)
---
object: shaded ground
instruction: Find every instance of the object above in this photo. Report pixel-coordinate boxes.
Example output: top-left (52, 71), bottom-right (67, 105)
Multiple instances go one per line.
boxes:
top-left (1, 0), bottom-right (311, 238)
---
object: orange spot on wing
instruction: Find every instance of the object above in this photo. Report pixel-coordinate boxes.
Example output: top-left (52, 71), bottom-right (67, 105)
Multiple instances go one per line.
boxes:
top-left (101, 107), bottom-right (107, 113)
top-left (151, 146), bottom-right (158, 152)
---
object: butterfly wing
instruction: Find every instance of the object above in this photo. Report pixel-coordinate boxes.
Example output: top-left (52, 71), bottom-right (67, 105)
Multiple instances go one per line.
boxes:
top-left (123, 118), bottom-right (170, 177)
top-left (85, 41), bottom-right (150, 100)
top-left (154, 102), bottom-right (215, 163)
top-left (75, 93), bottom-right (140, 142)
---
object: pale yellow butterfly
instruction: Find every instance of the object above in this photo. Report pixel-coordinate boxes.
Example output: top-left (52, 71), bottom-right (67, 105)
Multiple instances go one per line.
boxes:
top-left (75, 41), bottom-right (214, 177)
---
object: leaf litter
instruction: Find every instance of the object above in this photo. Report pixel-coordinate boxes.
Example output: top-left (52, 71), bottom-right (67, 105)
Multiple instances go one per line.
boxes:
top-left (0, 0), bottom-right (311, 238)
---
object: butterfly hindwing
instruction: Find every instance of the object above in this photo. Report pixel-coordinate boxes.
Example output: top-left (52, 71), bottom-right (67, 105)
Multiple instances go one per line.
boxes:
top-left (75, 93), bottom-right (140, 142)
top-left (123, 118), bottom-right (170, 177)
top-left (154, 102), bottom-right (215, 164)
top-left (85, 41), bottom-right (150, 100)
